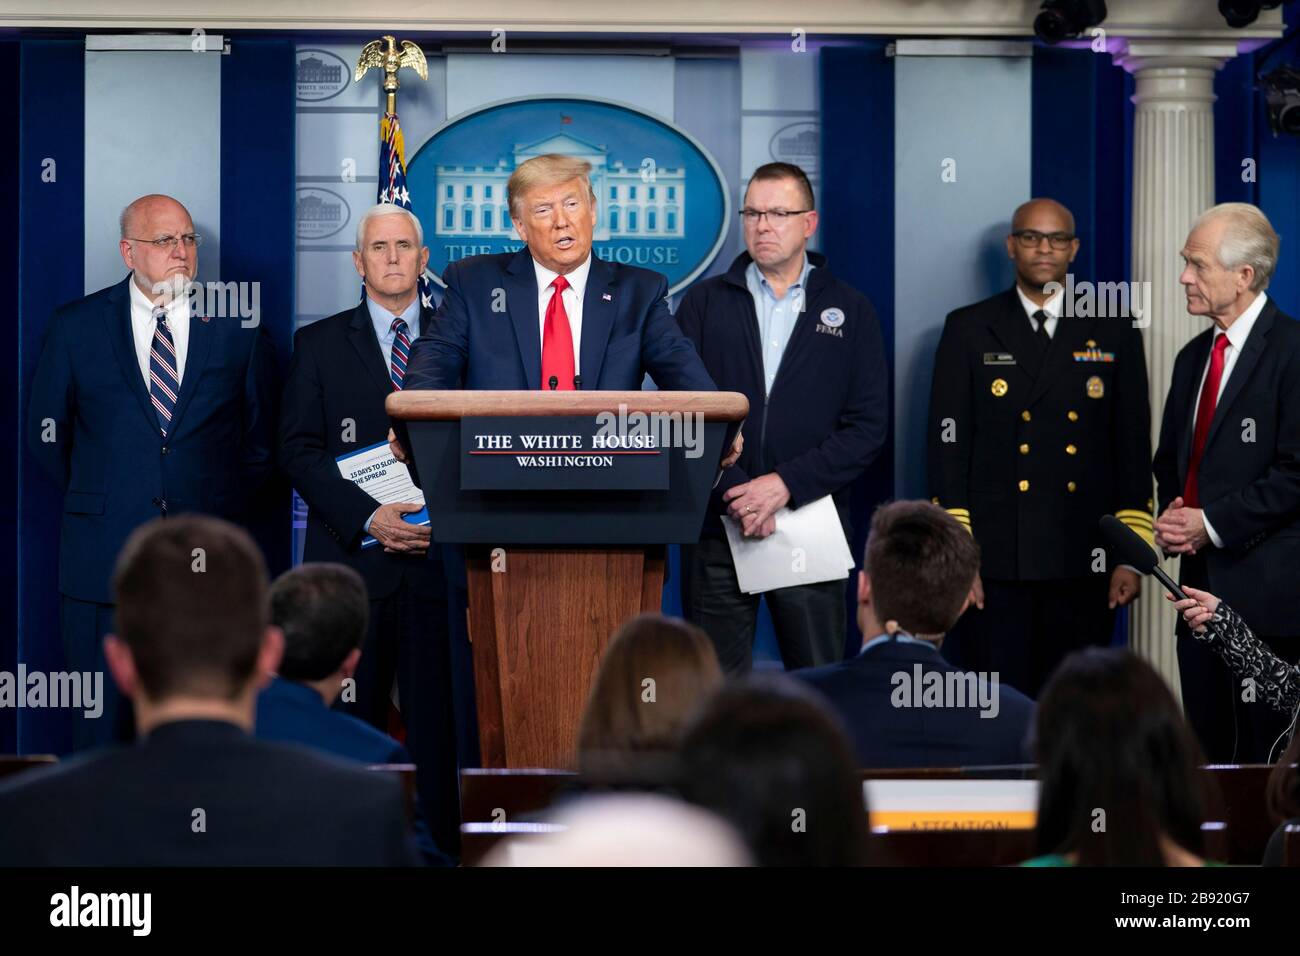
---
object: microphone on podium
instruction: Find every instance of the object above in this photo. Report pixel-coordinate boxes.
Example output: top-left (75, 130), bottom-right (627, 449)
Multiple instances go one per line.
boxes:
top-left (573, 375), bottom-right (583, 390)
top-left (1098, 514), bottom-right (1188, 601)
top-left (548, 375), bottom-right (558, 391)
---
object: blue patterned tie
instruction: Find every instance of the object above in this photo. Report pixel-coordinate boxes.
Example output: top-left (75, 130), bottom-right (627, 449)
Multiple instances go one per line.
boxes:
top-left (149, 307), bottom-right (180, 435)
top-left (390, 318), bottom-right (411, 390)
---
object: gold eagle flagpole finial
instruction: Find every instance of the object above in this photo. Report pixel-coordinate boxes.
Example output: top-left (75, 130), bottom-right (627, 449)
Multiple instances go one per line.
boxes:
top-left (355, 35), bottom-right (428, 114)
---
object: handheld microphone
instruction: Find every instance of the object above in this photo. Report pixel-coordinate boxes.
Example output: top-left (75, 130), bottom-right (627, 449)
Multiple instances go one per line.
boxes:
top-left (1098, 514), bottom-right (1188, 601)
top-left (573, 375), bottom-right (583, 390)
top-left (548, 376), bottom-right (558, 391)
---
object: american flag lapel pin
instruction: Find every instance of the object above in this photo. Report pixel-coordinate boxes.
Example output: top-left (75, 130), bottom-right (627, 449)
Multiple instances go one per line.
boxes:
top-left (602, 292), bottom-right (612, 302)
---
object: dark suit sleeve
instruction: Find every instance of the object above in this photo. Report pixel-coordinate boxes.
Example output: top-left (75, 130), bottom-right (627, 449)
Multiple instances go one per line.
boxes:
top-left (240, 325), bottom-right (277, 495)
top-left (675, 285), bottom-right (750, 497)
top-left (27, 308), bottom-right (75, 491)
top-left (278, 331), bottom-right (382, 548)
top-left (1111, 324), bottom-right (1155, 546)
top-left (1152, 350), bottom-right (1186, 516)
top-left (641, 273), bottom-right (716, 391)
top-left (402, 261), bottom-right (469, 391)
top-left (773, 298), bottom-right (888, 508)
top-left (1202, 345), bottom-right (1300, 549)
top-left (927, 311), bottom-right (973, 532)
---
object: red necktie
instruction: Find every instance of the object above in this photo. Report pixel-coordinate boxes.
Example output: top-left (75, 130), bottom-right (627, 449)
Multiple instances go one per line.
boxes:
top-left (1184, 333), bottom-right (1230, 508)
top-left (540, 274), bottom-right (575, 390)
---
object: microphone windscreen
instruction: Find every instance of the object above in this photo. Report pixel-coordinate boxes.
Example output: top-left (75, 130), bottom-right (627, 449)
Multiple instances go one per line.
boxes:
top-left (1099, 514), bottom-right (1158, 573)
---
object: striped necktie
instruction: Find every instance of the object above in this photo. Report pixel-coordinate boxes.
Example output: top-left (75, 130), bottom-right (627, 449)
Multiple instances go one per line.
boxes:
top-left (390, 317), bottom-right (411, 390)
top-left (149, 307), bottom-right (180, 435)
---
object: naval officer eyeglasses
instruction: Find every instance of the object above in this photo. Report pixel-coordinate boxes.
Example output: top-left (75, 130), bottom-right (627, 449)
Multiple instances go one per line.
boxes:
top-left (126, 233), bottom-right (203, 251)
top-left (1011, 229), bottom-right (1075, 250)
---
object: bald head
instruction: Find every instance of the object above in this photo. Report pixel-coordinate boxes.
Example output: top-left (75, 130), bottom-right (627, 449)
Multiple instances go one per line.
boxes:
top-left (119, 194), bottom-right (192, 241)
top-left (1011, 198), bottom-right (1075, 235)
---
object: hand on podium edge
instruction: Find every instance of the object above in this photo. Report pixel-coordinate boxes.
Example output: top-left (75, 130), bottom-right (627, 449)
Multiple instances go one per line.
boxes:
top-left (388, 427), bottom-right (408, 464)
top-left (720, 430), bottom-right (743, 470)
top-left (371, 501), bottom-right (431, 554)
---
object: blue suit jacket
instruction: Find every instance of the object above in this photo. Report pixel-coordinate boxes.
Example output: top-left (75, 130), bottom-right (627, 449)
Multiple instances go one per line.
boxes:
top-left (27, 276), bottom-right (276, 604)
top-left (795, 638), bottom-right (1035, 769)
top-left (256, 676), bottom-right (409, 765)
top-left (254, 677), bottom-right (451, 865)
top-left (402, 248), bottom-right (715, 391)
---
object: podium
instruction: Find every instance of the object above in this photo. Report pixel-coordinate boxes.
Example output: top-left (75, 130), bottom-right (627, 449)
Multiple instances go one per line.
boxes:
top-left (387, 390), bottom-right (748, 769)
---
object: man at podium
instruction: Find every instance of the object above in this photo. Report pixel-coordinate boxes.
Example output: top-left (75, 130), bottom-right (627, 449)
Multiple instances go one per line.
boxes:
top-left (400, 152), bottom-right (716, 394)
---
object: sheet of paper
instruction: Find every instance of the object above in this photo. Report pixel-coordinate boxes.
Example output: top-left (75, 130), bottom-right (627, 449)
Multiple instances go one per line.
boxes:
top-left (722, 495), bottom-right (854, 594)
top-left (335, 440), bottom-right (429, 549)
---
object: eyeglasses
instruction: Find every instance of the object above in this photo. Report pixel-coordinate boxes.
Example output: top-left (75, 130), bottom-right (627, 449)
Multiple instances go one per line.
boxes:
top-left (1011, 230), bottom-right (1075, 250)
top-left (126, 233), bottom-right (202, 251)
top-left (740, 208), bottom-right (811, 225)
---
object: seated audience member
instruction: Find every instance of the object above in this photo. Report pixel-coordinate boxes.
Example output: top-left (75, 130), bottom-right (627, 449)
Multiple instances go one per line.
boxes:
top-left (0, 517), bottom-right (418, 866)
top-left (1027, 647), bottom-right (1214, 866)
top-left (795, 500), bottom-right (1034, 768)
top-left (482, 793), bottom-right (751, 867)
top-left (676, 675), bottom-right (868, 866)
top-left (1169, 586), bottom-right (1300, 865)
top-left (575, 613), bottom-right (723, 785)
top-left (257, 561), bottom-right (449, 865)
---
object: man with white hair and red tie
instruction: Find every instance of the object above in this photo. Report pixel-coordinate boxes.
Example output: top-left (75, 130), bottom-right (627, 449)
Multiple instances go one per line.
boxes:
top-left (279, 202), bottom-right (464, 857)
top-left (1154, 202), bottom-right (1300, 763)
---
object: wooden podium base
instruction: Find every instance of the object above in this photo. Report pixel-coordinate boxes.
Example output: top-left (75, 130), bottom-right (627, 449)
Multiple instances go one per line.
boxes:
top-left (465, 545), bottom-right (666, 768)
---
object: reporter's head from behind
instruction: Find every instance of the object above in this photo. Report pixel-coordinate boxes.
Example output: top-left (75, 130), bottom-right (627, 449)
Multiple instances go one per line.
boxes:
top-left (0, 516), bottom-right (419, 866)
top-left (676, 675), bottom-right (868, 866)
top-left (576, 614), bottom-right (722, 785)
top-left (1030, 648), bottom-right (1212, 867)
top-left (107, 516), bottom-right (281, 732)
top-left (857, 499), bottom-right (980, 641)
top-left (794, 501), bottom-right (1035, 769)
top-left (269, 562), bottom-right (368, 703)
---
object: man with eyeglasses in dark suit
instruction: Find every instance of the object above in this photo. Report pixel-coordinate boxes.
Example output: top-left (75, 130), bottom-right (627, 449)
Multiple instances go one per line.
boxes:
top-left (927, 198), bottom-right (1153, 699)
top-left (27, 194), bottom-right (276, 749)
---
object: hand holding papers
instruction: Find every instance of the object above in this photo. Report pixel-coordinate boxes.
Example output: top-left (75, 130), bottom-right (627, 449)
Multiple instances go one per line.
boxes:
top-left (336, 440), bottom-right (430, 550)
top-left (722, 495), bottom-right (854, 594)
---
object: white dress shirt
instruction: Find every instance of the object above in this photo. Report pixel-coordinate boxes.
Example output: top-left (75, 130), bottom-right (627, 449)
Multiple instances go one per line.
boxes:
top-left (1189, 292), bottom-right (1269, 548)
top-left (128, 274), bottom-right (190, 388)
top-left (1015, 284), bottom-right (1062, 338)
top-left (533, 253), bottom-right (592, 381)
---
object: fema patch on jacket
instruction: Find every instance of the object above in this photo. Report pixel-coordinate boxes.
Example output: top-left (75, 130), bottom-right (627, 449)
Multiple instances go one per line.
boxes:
top-left (817, 307), bottom-right (845, 337)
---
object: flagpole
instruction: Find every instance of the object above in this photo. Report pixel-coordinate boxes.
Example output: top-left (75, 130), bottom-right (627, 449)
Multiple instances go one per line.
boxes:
top-left (354, 34), bottom-right (435, 309)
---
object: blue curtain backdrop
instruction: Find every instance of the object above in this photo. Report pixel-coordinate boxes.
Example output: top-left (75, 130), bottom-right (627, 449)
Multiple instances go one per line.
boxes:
top-left (14, 39), bottom-right (85, 755)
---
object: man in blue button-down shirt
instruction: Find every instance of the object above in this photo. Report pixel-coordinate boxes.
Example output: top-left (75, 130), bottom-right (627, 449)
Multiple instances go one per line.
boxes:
top-left (677, 163), bottom-right (889, 674)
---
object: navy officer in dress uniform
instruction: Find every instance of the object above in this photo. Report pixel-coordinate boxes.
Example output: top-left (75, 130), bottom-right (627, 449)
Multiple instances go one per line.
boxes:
top-left (926, 198), bottom-right (1154, 698)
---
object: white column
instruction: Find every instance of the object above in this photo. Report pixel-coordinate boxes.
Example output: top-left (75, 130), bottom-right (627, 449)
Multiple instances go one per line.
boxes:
top-left (1113, 40), bottom-right (1238, 700)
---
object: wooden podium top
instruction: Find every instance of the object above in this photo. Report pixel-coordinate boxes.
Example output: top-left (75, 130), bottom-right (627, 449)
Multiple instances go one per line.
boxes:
top-left (387, 389), bottom-right (749, 421)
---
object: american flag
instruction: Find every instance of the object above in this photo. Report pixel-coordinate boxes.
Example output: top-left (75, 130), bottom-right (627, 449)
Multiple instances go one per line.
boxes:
top-left (377, 110), bottom-right (435, 309)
